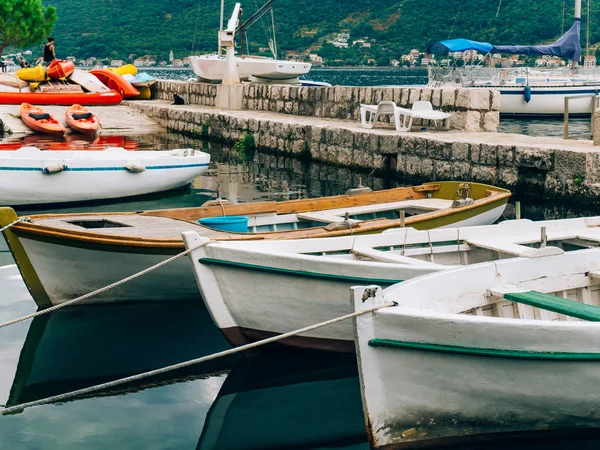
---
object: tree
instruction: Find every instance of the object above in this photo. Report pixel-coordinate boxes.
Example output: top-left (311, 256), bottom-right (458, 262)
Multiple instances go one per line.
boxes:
top-left (0, 0), bottom-right (57, 58)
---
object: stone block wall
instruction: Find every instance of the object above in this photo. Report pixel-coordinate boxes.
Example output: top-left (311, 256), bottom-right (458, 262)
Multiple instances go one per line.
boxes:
top-left (154, 80), bottom-right (218, 107)
top-left (128, 101), bottom-right (600, 204)
top-left (153, 81), bottom-right (499, 132)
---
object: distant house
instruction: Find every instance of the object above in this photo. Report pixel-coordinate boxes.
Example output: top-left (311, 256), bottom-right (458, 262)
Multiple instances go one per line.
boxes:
top-left (182, 57), bottom-right (191, 66)
top-left (173, 59), bottom-right (184, 67)
top-left (585, 55), bottom-right (597, 68)
top-left (332, 32), bottom-right (350, 48)
top-left (66, 56), bottom-right (76, 63)
top-left (159, 60), bottom-right (167, 67)
top-left (390, 59), bottom-right (400, 67)
top-left (309, 54), bottom-right (323, 65)
top-left (110, 59), bottom-right (125, 67)
top-left (420, 56), bottom-right (434, 66)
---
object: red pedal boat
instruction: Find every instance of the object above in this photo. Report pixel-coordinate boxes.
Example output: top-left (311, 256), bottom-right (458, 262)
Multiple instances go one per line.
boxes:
top-left (66, 104), bottom-right (100, 136)
top-left (90, 69), bottom-right (139, 98)
top-left (20, 102), bottom-right (66, 136)
top-left (46, 60), bottom-right (75, 79)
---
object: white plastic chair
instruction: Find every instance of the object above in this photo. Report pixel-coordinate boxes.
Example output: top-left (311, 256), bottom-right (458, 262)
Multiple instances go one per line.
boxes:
top-left (408, 101), bottom-right (452, 130)
top-left (360, 101), bottom-right (411, 132)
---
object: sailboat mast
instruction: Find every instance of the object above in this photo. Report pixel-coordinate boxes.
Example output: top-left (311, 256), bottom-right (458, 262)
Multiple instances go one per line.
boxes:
top-left (574, 0), bottom-right (581, 19)
top-left (219, 0), bottom-right (225, 54)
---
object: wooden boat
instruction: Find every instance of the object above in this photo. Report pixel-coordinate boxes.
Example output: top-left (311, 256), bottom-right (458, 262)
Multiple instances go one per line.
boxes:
top-left (15, 64), bottom-right (46, 82)
top-left (46, 59), bottom-right (75, 79)
top-left (0, 182), bottom-right (509, 308)
top-left (68, 69), bottom-right (111, 93)
top-left (0, 90), bottom-right (122, 105)
top-left (0, 73), bottom-right (29, 92)
top-left (20, 102), bottom-right (66, 136)
top-left (90, 69), bottom-right (139, 98)
top-left (184, 215), bottom-right (600, 352)
top-left (0, 146), bottom-right (210, 206)
top-left (352, 248), bottom-right (600, 448)
top-left (66, 104), bottom-right (100, 135)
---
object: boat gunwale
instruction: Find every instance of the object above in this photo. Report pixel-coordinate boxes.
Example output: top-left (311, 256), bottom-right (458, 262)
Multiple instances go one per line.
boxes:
top-left (8, 192), bottom-right (509, 249)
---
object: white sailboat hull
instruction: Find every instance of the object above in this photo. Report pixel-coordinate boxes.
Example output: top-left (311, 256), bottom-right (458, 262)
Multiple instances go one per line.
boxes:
top-left (492, 83), bottom-right (600, 116)
top-left (0, 147), bottom-right (210, 206)
top-left (189, 55), bottom-right (311, 82)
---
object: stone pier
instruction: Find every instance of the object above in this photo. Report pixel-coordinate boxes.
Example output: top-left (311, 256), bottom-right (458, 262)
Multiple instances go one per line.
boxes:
top-left (127, 97), bottom-right (600, 205)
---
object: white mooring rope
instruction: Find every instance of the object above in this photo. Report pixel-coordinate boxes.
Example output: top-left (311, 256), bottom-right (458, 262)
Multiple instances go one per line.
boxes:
top-left (0, 300), bottom-right (396, 415)
top-left (0, 217), bottom-right (31, 233)
top-left (0, 239), bottom-right (211, 329)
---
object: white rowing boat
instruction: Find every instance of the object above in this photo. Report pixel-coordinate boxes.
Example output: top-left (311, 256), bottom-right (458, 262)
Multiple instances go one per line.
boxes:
top-left (352, 248), bottom-right (600, 447)
top-left (0, 146), bottom-right (210, 206)
top-left (183, 216), bottom-right (600, 352)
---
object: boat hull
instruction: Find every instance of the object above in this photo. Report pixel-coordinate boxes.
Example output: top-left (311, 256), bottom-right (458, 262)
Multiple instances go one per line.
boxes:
top-left (476, 84), bottom-right (600, 116)
top-left (353, 250), bottom-right (600, 447)
top-left (90, 69), bottom-right (139, 98)
top-left (0, 147), bottom-right (210, 205)
top-left (183, 203), bottom-right (507, 352)
top-left (67, 69), bottom-right (111, 93)
top-left (20, 103), bottom-right (66, 136)
top-left (189, 55), bottom-right (311, 82)
top-left (65, 104), bottom-right (100, 135)
top-left (0, 90), bottom-right (121, 105)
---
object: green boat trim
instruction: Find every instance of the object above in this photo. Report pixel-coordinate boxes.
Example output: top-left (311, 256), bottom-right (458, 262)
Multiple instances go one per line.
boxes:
top-left (199, 257), bottom-right (404, 285)
top-left (369, 338), bottom-right (600, 361)
top-left (0, 208), bottom-right (52, 309)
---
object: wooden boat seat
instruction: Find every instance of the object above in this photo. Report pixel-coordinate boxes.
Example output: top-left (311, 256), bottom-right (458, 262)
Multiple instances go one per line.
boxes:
top-left (465, 238), bottom-right (564, 258)
top-left (29, 113), bottom-right (50, 120)
top-left (503, 290), bottom-right (600, 321)
top-left (350, 247), bottom-right (450, 269)
top-left (296, 211), bottom-right (361, 224)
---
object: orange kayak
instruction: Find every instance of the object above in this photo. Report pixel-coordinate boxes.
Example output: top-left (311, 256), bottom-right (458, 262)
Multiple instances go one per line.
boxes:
top-left (20, 103), bottom-right (66, 136)
top-left (0, 90), bottom-right (121, 105)
top-left (90, 69), bottom-right (139, 98)
top-left (66, 104), bottom-right (100, 136)
top-left (46, 60), bottom-right (75, 79)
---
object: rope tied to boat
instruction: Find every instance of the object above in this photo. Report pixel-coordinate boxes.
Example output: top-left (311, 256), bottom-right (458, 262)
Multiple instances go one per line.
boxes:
top-left (0, 299), bottom-right (396, 415)
top-left (0, 238), bottom-right (212, 330)
top-left (0, 217), bottom-right (31, 233)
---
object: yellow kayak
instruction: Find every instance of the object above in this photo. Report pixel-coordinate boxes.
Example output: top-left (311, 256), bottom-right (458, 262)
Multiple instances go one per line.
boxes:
top-left (16, 64), bottom-right (47, 82)
top-left (107, 64), bottom-right (137, 76)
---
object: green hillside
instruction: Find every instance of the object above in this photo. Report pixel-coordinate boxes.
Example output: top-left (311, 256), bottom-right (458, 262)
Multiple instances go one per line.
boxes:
top-left (14, 0), bottom-right (600, 65)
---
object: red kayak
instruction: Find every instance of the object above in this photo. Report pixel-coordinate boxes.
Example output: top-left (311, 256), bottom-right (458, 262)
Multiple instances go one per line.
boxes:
top-left (66, 104), bottom-right (100, 136)
top-left (0, 90), bottom-right (122, 105)
top-left (46, 60), bottom-right (75, 79)
top-left (20, 102), bottom-right (66, 136)
top-left (90, 69), bottom-right (139, 98)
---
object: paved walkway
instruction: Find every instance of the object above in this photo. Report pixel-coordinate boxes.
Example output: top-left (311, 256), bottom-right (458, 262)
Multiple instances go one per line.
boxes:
top-left (0, 104), bottom-right (164, 136)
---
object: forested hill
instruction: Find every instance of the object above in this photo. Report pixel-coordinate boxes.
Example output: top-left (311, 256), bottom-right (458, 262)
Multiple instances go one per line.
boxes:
top-left (27, 0), bottom-right (600, 64)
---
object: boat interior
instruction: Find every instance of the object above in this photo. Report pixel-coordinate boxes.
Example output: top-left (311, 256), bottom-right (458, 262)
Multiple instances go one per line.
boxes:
top-left (11, 183), bottom-right (509, 241)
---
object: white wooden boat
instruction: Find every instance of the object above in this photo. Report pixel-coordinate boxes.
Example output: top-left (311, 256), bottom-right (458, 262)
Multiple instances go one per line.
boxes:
top-left (352, 248), bottom-right (600, 448)
top-left (0, 146), bottom-right (210, 206)
top-left (183, 216), bottom-right (600, 352)
top-left (0, 182), bottom-right (509, 308)
top-left (67, 69), bottom-right (111, 93)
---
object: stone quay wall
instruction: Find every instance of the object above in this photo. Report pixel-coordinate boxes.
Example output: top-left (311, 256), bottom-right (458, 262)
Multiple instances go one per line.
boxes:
top-left (127, 101), bottom-right (600, 204)
top-left (154, 80), bottom-right (499, 132)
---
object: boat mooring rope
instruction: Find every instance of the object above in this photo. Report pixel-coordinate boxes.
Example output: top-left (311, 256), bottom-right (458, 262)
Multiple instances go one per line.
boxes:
top-left (0, 239), bottom-right (211, 329)
top-left (0, 217), bottom-right (31, 233)
top-left (0, 299), bottom-right (396, 415)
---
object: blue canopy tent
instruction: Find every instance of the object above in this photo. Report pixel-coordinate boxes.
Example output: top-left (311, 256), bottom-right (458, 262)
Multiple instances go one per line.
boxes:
top-left (426, 19), bottom-right (581, 62)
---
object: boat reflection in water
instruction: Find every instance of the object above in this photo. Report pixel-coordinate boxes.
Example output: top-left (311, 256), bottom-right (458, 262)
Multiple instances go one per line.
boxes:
top-left (198, 349), bottom-right (368, 450)
top-left (7, 300), bottom-right (235, 408)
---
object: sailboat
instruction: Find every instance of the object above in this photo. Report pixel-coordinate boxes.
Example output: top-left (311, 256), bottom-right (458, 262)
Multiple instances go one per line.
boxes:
top-left (427, 0), bottom-right (600, 116)
top-left (189, 2), bottom-right (311, 83)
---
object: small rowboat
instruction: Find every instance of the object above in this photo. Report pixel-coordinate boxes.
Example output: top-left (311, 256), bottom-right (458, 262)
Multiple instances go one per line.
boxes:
top-left (46, 60), bottom-right (75, 79)
top-left (20, 102), bottom-right (66, 136)
top-left (352, 249), bottom-right (600, 447)
top-left (66, 104), bottom-right (100, 135)
top-left (0, 182), bottom-right (510, 308)
top-left (90, 69), bottom-right (139, 98)
top-left (184, 216), bottom-right (600, 352)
